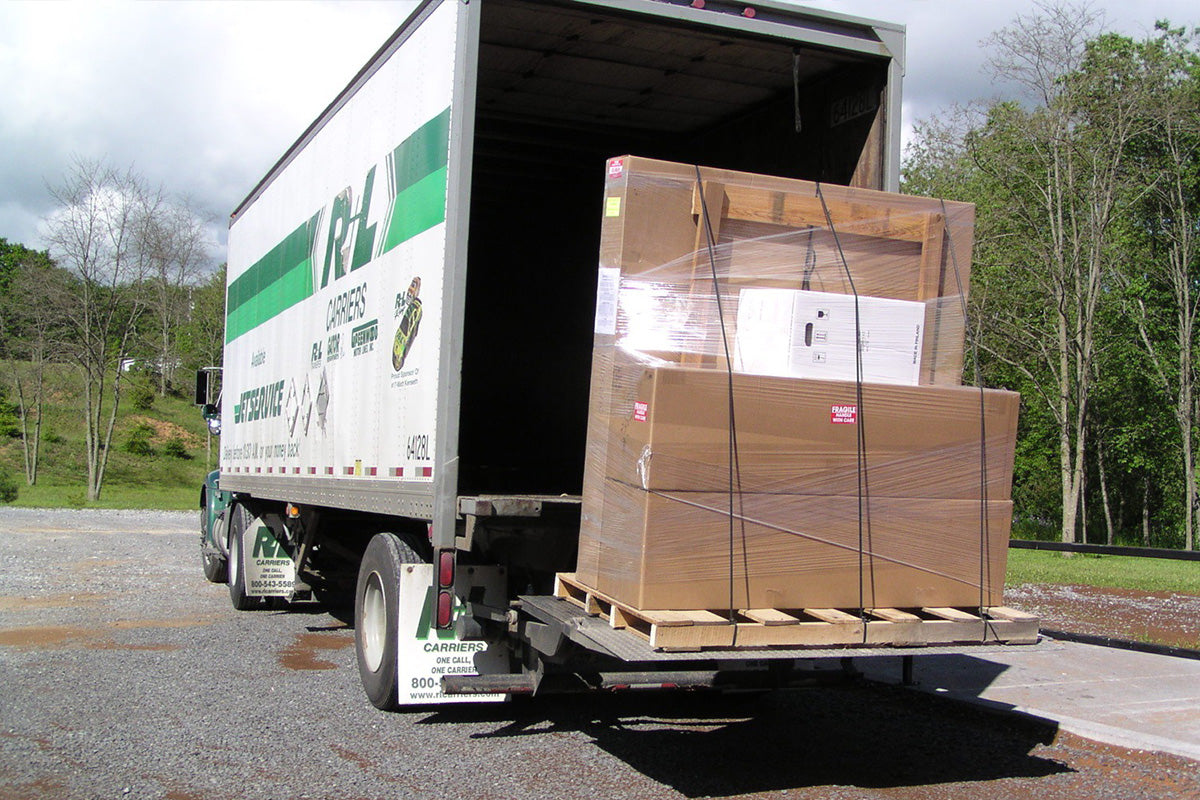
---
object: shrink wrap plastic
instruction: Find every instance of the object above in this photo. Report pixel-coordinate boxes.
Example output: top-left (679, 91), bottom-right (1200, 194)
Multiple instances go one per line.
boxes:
top-left (578, 157), bottom-right (1016, 612)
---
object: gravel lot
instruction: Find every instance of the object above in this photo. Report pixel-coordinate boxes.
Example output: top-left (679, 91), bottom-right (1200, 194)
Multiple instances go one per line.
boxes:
top-left (1007, 582), bottom-right (1200, 649)
top-left (1, 508), bottom-right (1198, 800)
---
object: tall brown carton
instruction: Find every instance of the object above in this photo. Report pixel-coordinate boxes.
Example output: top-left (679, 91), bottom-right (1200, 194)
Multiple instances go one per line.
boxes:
top-left (592, 478), bottom-right (1012, 610)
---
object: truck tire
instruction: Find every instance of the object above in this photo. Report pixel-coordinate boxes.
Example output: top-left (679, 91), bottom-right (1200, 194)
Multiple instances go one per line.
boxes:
top-left (226, 504), bottom-right (259, 611)
top-left (355, 532), bottom-right (423, 710)
top-left (200, 503), bottom-right (228, 584)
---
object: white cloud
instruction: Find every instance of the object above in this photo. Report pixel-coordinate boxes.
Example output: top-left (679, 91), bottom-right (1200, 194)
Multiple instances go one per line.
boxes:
top-left (0, 0), bottom-right (1196, 253)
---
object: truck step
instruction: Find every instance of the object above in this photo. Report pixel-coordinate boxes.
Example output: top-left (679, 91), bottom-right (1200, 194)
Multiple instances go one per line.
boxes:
top-left (553, 573), bottom-right (1038, 653)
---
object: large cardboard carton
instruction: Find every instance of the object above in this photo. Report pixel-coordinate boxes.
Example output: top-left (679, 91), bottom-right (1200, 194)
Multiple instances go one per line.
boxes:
top-left (586, 479), bottom-right (1011, 610)
top-left (576, 363), bottom-right (1018, 611)
top-left (596, 156), bottom-right (975, 385)
top-left (604, 362), bottom-right (1019, 500)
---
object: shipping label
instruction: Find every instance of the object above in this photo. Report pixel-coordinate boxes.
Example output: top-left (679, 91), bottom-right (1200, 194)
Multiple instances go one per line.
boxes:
top-left (830, 404), bottom-right (858, 424)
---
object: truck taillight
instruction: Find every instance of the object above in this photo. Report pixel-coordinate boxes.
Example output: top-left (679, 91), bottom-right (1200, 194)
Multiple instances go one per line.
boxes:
top-left (435, 549), bottom-right (455, 629)
top-left (438, 550), bottom-right (455, 588)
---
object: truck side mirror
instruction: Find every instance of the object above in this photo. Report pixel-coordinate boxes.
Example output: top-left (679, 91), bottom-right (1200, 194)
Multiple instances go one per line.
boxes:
top-left (195, 370), bottom-right (210, 406)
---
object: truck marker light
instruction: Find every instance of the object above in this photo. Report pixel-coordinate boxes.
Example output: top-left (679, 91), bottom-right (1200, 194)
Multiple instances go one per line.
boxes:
top-left (691, 0), bottom-right (705, 8)
top-left (743, 7), bottom-right (756, 18)
top-left (438, 550), bottom-right (455, 588)
top-left (436, 590), bottom-right (453, 628)
top-left (286, 504), bottom-right (300, 518)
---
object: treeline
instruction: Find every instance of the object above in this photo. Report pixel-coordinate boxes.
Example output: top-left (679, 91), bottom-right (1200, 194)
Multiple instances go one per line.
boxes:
top-left (0, 158), bottom-right (225, 501)
top-left (904, 7), bottom-right (1200, 549)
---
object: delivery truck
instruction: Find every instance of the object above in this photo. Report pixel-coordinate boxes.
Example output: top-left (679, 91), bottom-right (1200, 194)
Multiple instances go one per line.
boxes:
top-left (197, 0), bottom-right (1037, 710)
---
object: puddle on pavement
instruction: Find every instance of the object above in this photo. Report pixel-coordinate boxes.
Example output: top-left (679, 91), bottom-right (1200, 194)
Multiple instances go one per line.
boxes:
top-left (331, 744), bottom-right (376, 769)
top-left (278, 631), bottom-right (354, 671)
top-left (0, 593), bottom-right (111, 612)
top-left (0, 625), bottom-right (179, 652)
top-left (109, 616), bottom-right (217, 630)
top-left (0, 776), bottom-right (67, 800)
top-left (69, 558), bottom-right (130, 574)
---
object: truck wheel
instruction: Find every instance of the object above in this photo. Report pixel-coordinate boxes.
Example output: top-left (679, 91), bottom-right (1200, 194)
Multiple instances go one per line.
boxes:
top-left (200, 503), bottom-right (228, 584)
top-left (355, 532), bottom-right (423, 710)
top-left (226, 504), bottom-right (258, 611)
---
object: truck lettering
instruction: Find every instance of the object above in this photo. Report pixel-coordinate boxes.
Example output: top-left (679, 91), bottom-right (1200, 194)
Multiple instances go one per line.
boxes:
top-left (326, 283), bottom-right (368, 331)
top-left (232, 380), bottom-right (286, 424)
top-left (351, 319), bottom-right (379, 356)
top-left (321, 167), bottom-right (378, 289)
top-left (252, 526), bottom-right (285, 559)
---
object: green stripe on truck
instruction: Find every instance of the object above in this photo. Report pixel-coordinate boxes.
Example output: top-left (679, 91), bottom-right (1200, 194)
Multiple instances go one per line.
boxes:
top-left (225, 256), bottom-right (315, 343)
top-left (225, 107), bottom-right (451, 343)
top-left (381, 108), bottom-right (451, 253)
top-left (381, 165), bottom-right (449, 253)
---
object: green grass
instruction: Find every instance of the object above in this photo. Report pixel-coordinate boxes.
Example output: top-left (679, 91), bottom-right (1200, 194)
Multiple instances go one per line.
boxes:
top-left (0, 364), bottom-right (216, 510)
top-left (1006, 548), bottom-right (1200, 596)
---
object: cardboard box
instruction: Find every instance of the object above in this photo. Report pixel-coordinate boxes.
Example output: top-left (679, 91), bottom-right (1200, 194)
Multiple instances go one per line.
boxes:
top-left (597, 156), bottom-right (976, 385)
top-left (734, 288), bottom-right (926, 385)
top-left (577, 365), bottom-right (1019, 611)
top-left (602, 361), bottom-right (1019, 500)
top-left (585, 479), bottom-right (1010, 610)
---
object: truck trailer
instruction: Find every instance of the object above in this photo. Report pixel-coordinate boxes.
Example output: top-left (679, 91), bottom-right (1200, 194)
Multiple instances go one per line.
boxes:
top-left (197, 0), bottom-right (1036, 710)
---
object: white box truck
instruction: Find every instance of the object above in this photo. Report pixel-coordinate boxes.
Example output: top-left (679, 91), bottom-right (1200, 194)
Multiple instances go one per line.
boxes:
top-left (196, 0), bottom-right (1035, 710)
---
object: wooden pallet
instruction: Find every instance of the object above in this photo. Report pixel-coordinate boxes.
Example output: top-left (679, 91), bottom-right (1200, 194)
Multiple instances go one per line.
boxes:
top-left (554, 573), bottom-right (1038, 653)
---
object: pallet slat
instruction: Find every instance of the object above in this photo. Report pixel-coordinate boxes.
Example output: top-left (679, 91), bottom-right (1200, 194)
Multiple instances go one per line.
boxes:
top-left (923, 606), bottom-right (979, 622)
top-left (867, 607), bottom-right (922, 623)
top-left (742, 609), bottom-right (799, 626)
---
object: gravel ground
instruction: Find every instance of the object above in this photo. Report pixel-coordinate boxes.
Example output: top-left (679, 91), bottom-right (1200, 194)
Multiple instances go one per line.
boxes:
top-left (1, 508), bottom-right (1198, 800)
top-left (1006, 583), bottom-right (1200, 650)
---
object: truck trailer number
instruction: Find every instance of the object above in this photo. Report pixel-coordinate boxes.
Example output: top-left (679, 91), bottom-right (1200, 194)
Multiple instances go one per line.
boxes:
top-left (406, 435), bottom-right (430, 461)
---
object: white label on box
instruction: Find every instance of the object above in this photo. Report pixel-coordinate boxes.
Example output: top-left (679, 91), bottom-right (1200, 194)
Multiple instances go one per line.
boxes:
top-left (594, 268), bottom-right (621, 335)
top-left (734, 288), bottom-right (925, 385)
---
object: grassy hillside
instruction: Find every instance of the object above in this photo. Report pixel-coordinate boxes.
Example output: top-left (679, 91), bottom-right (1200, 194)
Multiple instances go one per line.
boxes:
top-left (0, 364), bottom-right (215, 510)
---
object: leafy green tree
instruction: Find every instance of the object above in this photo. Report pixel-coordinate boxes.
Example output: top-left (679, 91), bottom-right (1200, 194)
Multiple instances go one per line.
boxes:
top-left (42, 157), bottom-right (159, 501)
top-left (0, 238), bottom-right (57, 485)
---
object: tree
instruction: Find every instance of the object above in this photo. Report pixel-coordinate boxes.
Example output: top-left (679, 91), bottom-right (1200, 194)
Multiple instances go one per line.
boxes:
top-left (0, 238), bottom-right (57, 485)
top-left (968, 6), bottom-right (1158, 544)
top-left (42, 157), bottom-right (161, 501)
top-left (144, 200), bottom-right (213, 396)
top-left (1114, 25), bottom-right (1200, 549)
top-left (177, 263), bottom-right (227, 375)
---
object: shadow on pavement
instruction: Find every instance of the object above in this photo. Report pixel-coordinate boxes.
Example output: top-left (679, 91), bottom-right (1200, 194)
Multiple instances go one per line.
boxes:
top-left (419, 676), bottom-right (1070, 797)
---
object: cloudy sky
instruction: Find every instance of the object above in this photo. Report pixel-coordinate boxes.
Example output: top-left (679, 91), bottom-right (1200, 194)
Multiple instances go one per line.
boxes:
top-left (1, 0), bottom-right (1196, 260)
